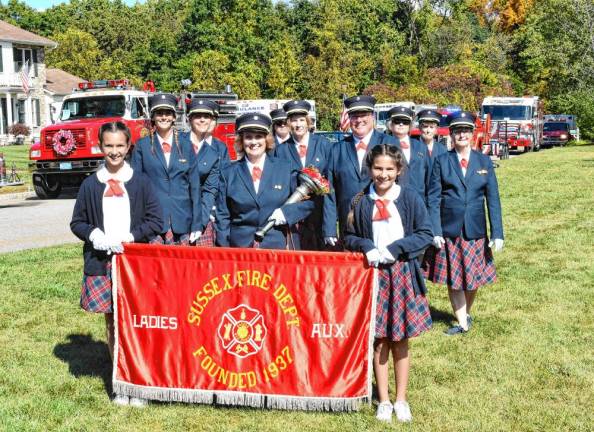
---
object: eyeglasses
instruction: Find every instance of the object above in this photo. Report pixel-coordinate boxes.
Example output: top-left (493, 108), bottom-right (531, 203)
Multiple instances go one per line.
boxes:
top-left (274, 121), bottom-right (288, 127)
top-left (392, 120), bottom-right (411, 126)
top-left (452, 128), bottom-right (474, 135)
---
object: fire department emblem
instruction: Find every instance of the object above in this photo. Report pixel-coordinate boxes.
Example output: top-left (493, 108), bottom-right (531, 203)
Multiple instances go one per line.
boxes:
top-left (139, 127), bottom-right (150, 138)
top-left (217, 304), bottom-right (267, 359)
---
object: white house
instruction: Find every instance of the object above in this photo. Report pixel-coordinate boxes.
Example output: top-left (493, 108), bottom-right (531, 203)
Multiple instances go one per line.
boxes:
top-left (0, 19), bottom-right (57, 142)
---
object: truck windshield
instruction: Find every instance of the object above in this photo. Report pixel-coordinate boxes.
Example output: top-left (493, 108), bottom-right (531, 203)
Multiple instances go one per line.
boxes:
top-left (543, 122), bottom-right (569, 131)
top-left (482, 105), bottom-right (531, 120)
top-left (60, 96), bottom-right (126, 120)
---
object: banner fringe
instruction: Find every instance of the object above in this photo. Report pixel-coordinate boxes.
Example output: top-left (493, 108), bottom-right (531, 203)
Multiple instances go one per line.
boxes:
top-left (113, 381), bottom-right (367, 411)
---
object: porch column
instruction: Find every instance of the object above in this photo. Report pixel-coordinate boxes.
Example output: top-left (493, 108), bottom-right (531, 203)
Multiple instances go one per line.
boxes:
top-left (5, 92), bottom-right (13, 127)
top-left (0, 96), bottom-right (4, 135)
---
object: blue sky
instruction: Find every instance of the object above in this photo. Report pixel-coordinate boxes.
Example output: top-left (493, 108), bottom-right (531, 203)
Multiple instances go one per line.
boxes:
top-left (21, 0), bottom-right (144, 10)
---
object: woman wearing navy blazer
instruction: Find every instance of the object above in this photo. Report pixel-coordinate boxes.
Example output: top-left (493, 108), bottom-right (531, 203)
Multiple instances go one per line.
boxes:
top-left (328, 95), bottom-right (397, 242)
top-left (200, 101), bottom-right (231, 168)
top-left (425, 111), bottom-right (504, 335)
top-left (416, 109), bottom-right (447, 173)
top-left (181, 98), bottom-right (221, 246)
top-left (216, 113), bottom-right (314, 249)
top-left (387, 106), bottom-right (430, 205)
top-left (273, 100), bottom-right (334, 250)
top-left (270, 108), bottom-right (291, 147)
top-left (131, 93), bottom-right (202, 245)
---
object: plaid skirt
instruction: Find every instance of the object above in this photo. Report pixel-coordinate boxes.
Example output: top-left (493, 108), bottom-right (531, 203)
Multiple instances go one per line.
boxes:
top-left (376, 261), bottom-right (432, 342)
top-left (423, 237), bottom-right (496, 291)
top-left (80, 262), bottom-right (112, 313)
top-left (194, 221), bottom-right (216, 247)
top-left (150, 229), bottom-right (190, 246)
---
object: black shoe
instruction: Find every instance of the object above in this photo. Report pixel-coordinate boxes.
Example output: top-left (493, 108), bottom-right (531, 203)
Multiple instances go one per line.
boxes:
top-left (444, 325), bottom-right (468, 336)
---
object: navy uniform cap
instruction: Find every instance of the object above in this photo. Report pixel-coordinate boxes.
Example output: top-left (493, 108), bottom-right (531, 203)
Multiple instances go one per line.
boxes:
top-left (344, 95), bottom-right (376, 113)
top-left (417, 109), bottom-right (441, 124)
top-left (449, 111), bottom-right (476, 129)
top-left (188, 98), bottom-right (219, 117)
top-left (270, 108), bottom-right (288, 122)
top-left (388, 106), bottom-right (414, 122)
top-left (149, 93), bottom-right (177, 114)
top-left (283, 100), bottom-right (312, 116)
top-left (236, 112), bottom-right (272, 133)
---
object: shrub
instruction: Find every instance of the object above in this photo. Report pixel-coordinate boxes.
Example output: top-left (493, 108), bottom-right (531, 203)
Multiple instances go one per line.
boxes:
top-left (8, 123), bottom-right (31, 136)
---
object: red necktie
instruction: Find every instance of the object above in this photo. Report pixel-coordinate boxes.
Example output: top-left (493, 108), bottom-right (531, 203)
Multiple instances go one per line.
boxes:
top-left (104, 179), bottom-right (125, 197)
top-left (162, 142), bottom-right (171, 153)
top-left (460, 158), bottom-right (468, 169)
top-left (252, 166), bottom-right (262, 181)
top-left (400, 140), bottom-right (410, 149)
top-left (372, 199), bottom-right (391, 221)
top-left (356, 140), bottom-right (367, 151)
top-left (428, 148), bottom-right (432, 157)
top-left (193, 143), bottom-right (200, 154)
top-left (298, 144), bottom-right (307, 158)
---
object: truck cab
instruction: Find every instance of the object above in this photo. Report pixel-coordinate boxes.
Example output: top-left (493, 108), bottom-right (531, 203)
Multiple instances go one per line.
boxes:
top-left (30, 79), bottom-right (150, 198)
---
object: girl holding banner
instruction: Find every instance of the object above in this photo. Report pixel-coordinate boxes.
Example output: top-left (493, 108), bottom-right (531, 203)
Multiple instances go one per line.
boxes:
top-left (70, 121), bottom-right (162, 407)
top-left (344, 144), bottom-right (433, 423)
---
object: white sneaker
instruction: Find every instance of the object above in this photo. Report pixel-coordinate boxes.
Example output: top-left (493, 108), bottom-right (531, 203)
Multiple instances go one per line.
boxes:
top-left (112, 394), bottom-right (129, 406)
top-left (376, 401), bottom-right (393, 422)
top-left (129, 397), bottom-right (148, 408)
top-left (394, 400), bottom-right (412, 422)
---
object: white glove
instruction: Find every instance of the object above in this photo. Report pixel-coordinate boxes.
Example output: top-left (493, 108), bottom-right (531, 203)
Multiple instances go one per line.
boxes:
top-left (108, 242), bottom-right (124, 254)
top-left (324, 237), bottom-right (338, 246)
top-left (433, 236), bottom-right (445, 249)
top-left (189, 231), bottom-right (202, 242)
top-left (122, 232), bottom-right (134, 243)
top-left (379, 247), bottom-right (396, 264)
top-left (270, 208), bottom-right (287, 226)
top-left (89, 228), bottom-right (110, 252)
top-left (365, 248), bottom-right (381, 268)
top-left (489, 238), bottom-right (504, 252)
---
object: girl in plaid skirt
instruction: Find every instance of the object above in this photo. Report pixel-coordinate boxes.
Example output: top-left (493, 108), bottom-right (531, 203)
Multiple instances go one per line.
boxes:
top-left (424, 111), bottom-right (504, 336)
top-left (70, 122), bottom-right (162, 406)
top-left (344, 145), bottom-right (433, 423)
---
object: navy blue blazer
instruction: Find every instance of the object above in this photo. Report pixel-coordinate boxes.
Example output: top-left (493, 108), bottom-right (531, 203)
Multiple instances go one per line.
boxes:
top-left (211, 137), bottom-right (231, 168)
top-left (396, 138), bottom-right (431, 205)
top-left (215, 155), bottom-right (315, 249)
top-left (328, 130), bottom-right (398, 235)
top-left (70, 171), bottom-right (163, 276)
top-left (131, 133), bottom-right (202, 234)
top-left (179, 132), bottom-right (221, 226)
top-left (343, 186), bottom-right (433, 295)
top-left (273, 133), bottom-right (336, 244)
top-left (427, 140), bottom-right (448, 171)
top-left (427, 149), bottom-right (504, 240)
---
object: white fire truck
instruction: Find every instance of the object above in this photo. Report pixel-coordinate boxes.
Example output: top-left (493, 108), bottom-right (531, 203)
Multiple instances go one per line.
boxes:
top-left (481, 96), bottom-right (543, 153)
top-left (235, 99), bottom-right (317, 130)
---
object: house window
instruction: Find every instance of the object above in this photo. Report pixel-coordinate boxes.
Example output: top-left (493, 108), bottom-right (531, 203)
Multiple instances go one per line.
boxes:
top-left (0, 49), bottom-right (3, 73)
top-left (17, 99), bottom-right (26, 124)
top-left (33, 99), bottom-right (40, 126)
top-left (13, 47), bottom-right (35, 76)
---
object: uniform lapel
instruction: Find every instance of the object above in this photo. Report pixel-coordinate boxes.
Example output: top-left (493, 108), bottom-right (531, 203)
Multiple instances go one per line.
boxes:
top-left (465, 150), bottom-right (478, 182)
top-left (257, 155), bottom-right (273, 201)
top-left (345, 135), bottom-right (361, 180)
top-left (449, 150), bottom-right (466, 186)
top-left (286, 137), bottom-right (303, 168)
top-left (305, 134), bottom-right (317, 168)
top-left (153, 135), bottom-right (168, 172)
top-left (238, 158), bottom-right (258, 201)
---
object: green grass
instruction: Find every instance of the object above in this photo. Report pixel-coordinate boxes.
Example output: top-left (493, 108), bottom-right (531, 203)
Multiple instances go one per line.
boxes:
top-left (0, 144), bottom-right (32, 194)
top-left (1, 146), bottom-right (594, 431)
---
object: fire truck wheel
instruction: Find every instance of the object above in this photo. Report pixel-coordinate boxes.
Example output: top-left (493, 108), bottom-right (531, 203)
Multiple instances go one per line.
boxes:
top-left (33, 177), bottom-right (62, 199)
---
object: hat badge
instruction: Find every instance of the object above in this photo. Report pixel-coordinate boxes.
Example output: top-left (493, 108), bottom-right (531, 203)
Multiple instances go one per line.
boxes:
top-left (461, 113), bottom-right (466, 117)
top-left (254, 115), bottom-right (259, 120)
top-left (199, 100), bottom-right (203, 104)
top-left (356, 96), bottom-right (360, 101)
top-left (293, 101), bottom-right (298, 105)
top-left (161, 95), bottom-right (166, 99)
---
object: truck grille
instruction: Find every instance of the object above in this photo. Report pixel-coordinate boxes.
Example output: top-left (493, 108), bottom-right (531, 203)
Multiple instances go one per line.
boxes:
top-left (44, 129), bottom-right (87, 150)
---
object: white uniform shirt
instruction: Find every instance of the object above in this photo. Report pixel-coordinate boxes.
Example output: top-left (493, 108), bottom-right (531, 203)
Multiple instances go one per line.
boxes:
top-left (399, 136), bottom-right (411, 163)
top-left (97, 162), bottom-right (132, 242)
top-left (246, 158), bottom-right (266, 194)
top-left (369, 183), bottom-right (404, 260)
top-left (294, 133), bottom-right (310, 167)
top-left (156, 132), bottom-right (174, 166)
top-left (456, 151), bottom-right (471, 176)
top-left (354, 129), bottom-right (374, 171)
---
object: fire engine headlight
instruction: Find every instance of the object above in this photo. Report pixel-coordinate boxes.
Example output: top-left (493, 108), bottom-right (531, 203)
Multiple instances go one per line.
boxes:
top-left (560, 134), bottom-right (567, 139)
top-left (91, 146), bottom-right (103, 154)
top-left (30, 150), bottom-right (41, 158)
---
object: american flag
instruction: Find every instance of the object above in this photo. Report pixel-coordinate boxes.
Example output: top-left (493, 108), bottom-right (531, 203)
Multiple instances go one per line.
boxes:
top-left (339, 104), bottom-right (350, 132)
top-left (20, 60), bottom-right (31, 95)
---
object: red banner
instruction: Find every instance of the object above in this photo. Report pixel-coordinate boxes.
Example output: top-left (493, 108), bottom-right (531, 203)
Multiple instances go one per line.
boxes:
top-left (112, 244), bottom-right (375, 411)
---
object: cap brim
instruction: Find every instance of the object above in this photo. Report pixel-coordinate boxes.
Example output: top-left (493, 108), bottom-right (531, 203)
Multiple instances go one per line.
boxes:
top-left (237, 124), bottom-right (270, 133)
top-left (188, 108), bottom-right (216, 116)
top-left (151, 104), bottom-right (176, 113)
top-left (449, 121), bottom-right (475, 129)
top-left (418, 117), bottom-right (440, 123)
top-left (390, 115), bottom-right (413, 121)
top-left (347, 106), bottom-right (373, 113)
top-left (286, 109), bottom-right (309, 116)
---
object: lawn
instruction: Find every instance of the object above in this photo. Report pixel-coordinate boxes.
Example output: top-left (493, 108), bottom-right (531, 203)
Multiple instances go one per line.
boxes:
top-left (0, 144), bottom-right (32, 194)
top-left (1, 146), bottom-right (593, 431)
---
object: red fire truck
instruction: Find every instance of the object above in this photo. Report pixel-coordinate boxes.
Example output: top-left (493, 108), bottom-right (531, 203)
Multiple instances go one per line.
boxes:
top-left (30, 80), bottom-right (238, 198)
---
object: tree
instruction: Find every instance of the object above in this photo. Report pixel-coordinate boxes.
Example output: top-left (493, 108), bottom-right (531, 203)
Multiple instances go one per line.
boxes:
top-left (45, 28), bottom-right (101, 80)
